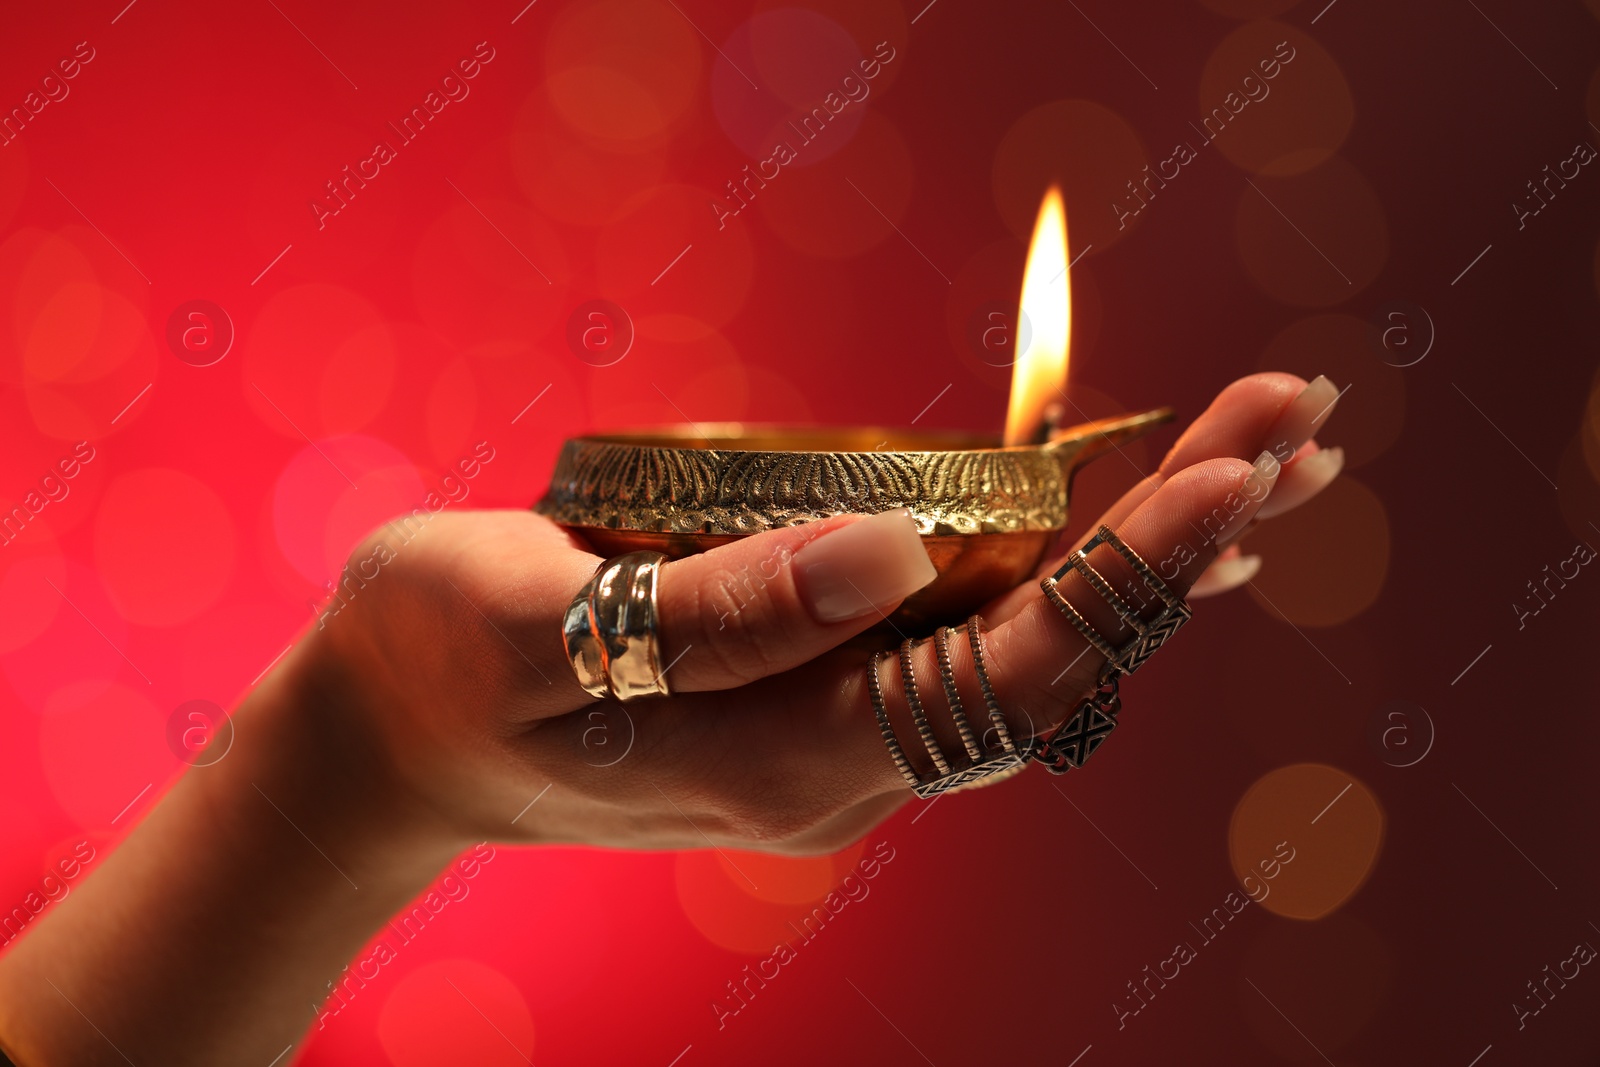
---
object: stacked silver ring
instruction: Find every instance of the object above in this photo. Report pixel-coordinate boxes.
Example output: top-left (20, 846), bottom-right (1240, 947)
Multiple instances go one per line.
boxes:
top-left (866, 618), bottom-right (1033, 799)
top-left (1032, 524), bottom-right (1191, 774)
top-left (866, 524), bottom-right (1192, 796)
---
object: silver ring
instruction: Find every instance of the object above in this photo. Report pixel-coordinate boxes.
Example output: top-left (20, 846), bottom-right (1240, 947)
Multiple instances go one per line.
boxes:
top-left (562, 551), bottom-right (672, 702)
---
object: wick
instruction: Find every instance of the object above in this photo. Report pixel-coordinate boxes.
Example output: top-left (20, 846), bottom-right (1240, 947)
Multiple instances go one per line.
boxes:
top-left (1034, 401), bottom-right (1066, 445)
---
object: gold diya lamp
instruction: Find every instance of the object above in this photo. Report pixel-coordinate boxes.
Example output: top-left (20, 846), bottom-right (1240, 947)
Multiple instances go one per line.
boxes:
top-left (538, 188), bottom-right (1173, 628)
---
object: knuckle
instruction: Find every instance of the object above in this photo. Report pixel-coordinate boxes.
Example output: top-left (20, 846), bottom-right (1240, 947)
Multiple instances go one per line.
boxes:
top-left (986, 612), bottom-right (1101, 736)
top-left (711, 769), bottom-right (833, 844)
top-left (700, 566), bottom-right (783, 686)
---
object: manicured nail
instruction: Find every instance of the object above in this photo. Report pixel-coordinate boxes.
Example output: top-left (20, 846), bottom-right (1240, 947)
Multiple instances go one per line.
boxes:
top-left (1251, 448), bottom-right (1283, 495)
top-left (1264, 375), bottom-right (1340, 460)
top-left (1257, 446), bottom-right (1344, 520)
top-left (792, 509), bottom-right (937, 623)
top-left (1190, 554), bottom-right (1262, 598)
top-left (1211, 450), bottom-right (1281, 546)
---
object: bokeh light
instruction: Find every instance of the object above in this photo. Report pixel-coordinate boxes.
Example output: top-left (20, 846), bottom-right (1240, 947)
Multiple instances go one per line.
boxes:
top-left (1198, 0), bottom-right (1300, 16)
top-left (1199, 22), bottom-right (1353, 176)
top-left (1247, 475), bottom-right (1389, 627)
top-left (1230, 763), bottom-right (1384, 920)
top-left (377, 959), bottom-right (535, 1067)
top-left (1234, 155), bottom-right (1387, 306)
top-left (713, 9), bottom-right (873, 165)
top-left (39, 681), bottom-right (171, 829)
top-left (544, 0), bottom-right (703, 149)
top-left (92, 468), bottom-right (237, 627)
top-left (271, 434), bottom-right (426, 586)
top-left (992, 100), bottom-right (1148, 253)
top-left (676, 850), bottom-right (823, 954)
top-left (1, 560), bottom-right (129, 712)
top-left (512, 92), bottom-right (671, 227)
top-left (0, 525), bottom-right (65, 655)
top-left (755, 110), bottom-right (915, 260)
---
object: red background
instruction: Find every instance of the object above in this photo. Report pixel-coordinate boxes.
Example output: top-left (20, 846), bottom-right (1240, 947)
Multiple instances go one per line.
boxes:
top-left (3, 0), bottom-right (1600, 1063)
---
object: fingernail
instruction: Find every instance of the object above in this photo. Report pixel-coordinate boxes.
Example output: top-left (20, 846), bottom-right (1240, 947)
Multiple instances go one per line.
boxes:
top-left (1264, 375), bottom-right (1340, 459)
top-left (1190, 554), bottom-right (1262, 598)
top-left (1251, 448), bottom-right (1283, 495)
top-left (792, 509), bottom-right (937, 623)
top-left (1257, 446), bottom-right (1344, 520)
top-left (1215, 450), bottom-right (1282, 547)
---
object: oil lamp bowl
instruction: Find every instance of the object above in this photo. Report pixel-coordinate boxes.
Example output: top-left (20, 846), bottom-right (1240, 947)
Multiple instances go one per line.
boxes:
top-left (536, 407), bottom-right (1173, 629)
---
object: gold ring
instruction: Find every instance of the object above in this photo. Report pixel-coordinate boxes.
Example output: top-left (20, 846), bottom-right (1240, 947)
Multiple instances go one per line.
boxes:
top-left (562, 551), bottom-right (672, 702)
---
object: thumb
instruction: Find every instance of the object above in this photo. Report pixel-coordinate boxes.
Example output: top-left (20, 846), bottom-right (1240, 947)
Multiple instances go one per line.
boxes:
top-left (652, 509), bottom-right (937, 693)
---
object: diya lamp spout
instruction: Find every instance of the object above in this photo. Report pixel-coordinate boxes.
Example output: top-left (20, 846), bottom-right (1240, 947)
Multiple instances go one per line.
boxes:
top-left (1043, 406), bottom-right (1177, 492)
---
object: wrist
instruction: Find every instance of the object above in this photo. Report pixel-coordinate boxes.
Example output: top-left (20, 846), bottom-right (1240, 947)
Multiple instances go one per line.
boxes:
top-left (0, 628), bottom-right (468, 1066)
top-left (208, 623), bottom-right (470, 876)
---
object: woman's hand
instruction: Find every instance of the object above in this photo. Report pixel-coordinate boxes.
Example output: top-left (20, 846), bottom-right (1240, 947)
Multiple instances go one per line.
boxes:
top-left (0, 372), bottom-right (1341, 1067)
top-left (302, 370), bottom-right (1345, 856)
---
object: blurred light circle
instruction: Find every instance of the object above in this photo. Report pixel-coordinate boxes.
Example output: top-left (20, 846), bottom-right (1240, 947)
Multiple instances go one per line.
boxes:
top-left (411, 199), bottom-right (569, 352)
top-left (22, 391), bottom-right (94, 444)
top-left (93, 468), bottom-right (237, 627)
top-left (424, 357), bottom-right (480, 466)
top-left (1582, 375), bottom-right (1600, 485)
top-left (727, 850), bottom-right (840, 906)
top-left (0, 532), bottom-right (64, 654)
top-left (748, 8), bottom-right (868, 107)
top-left (1199, 0), bottom-right (1300, 15)
top-left (1246, 475), bottom-right (1388, 626)
top-left (40, 681), bottom-right (171, 829)
top-left (712, 9), bottom-right (872, 166)
top-left (1557, 433), bottom-right (1600, 544)
top-left (544, 0), bottom-right (702, 147)
top-left (596, 184), bottom-right (754, 327)
top-left (319, 323), bottom-right (397, 435)
top-left (0, 138), bottom-right (26, 231)
top-left (1230, 763), bottom-right (1384, 920)
top-left (588, 319), bottom-right (743, 427)
top-left (1235, 156), bottom-right (1387, 306)
top-left (548, 65), bottom-right (666, 144)
top-left (1240, 913), bottom-right (1392, 1057)
top-left (682, 362), bottom-right (752, 420)
top-left (738, 365), bottom-right (815, 422)
top-left (378, 960), bottom-right (535, 1067)
top-left (242, 284), bottom-right (387, 441)
top-left (512, 92), bottom-right (670, 226)
top-left (751, 0), bottom-right (908, 84)
top-left (1258, 314), bottom-right (1405, 468)
top-left (675, 850), bottom-right (814, 954)
top-left (1199, 22), bottom-right (1353, 176)
top-left (0, 560), bottom-right (128, 711)
top-left (1, 230), bottom-right (95, 386)
top-left (23, 280), bottom-right (102, 382)
top-left (675, 846), bottom-right (869, 955)
top-left (271, 435), bottom-right (425, 586)
top-left (756, 110), bottom-right (915, 259)
top-left (1593, 224), bottom-right (1600, 306)
top-left (993, 100), bottom-right (1148, 252)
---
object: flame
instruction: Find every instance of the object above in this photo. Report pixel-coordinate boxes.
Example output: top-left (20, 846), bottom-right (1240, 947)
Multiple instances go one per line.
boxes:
top-left (1003, 185), bottom-right (1071, 446)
